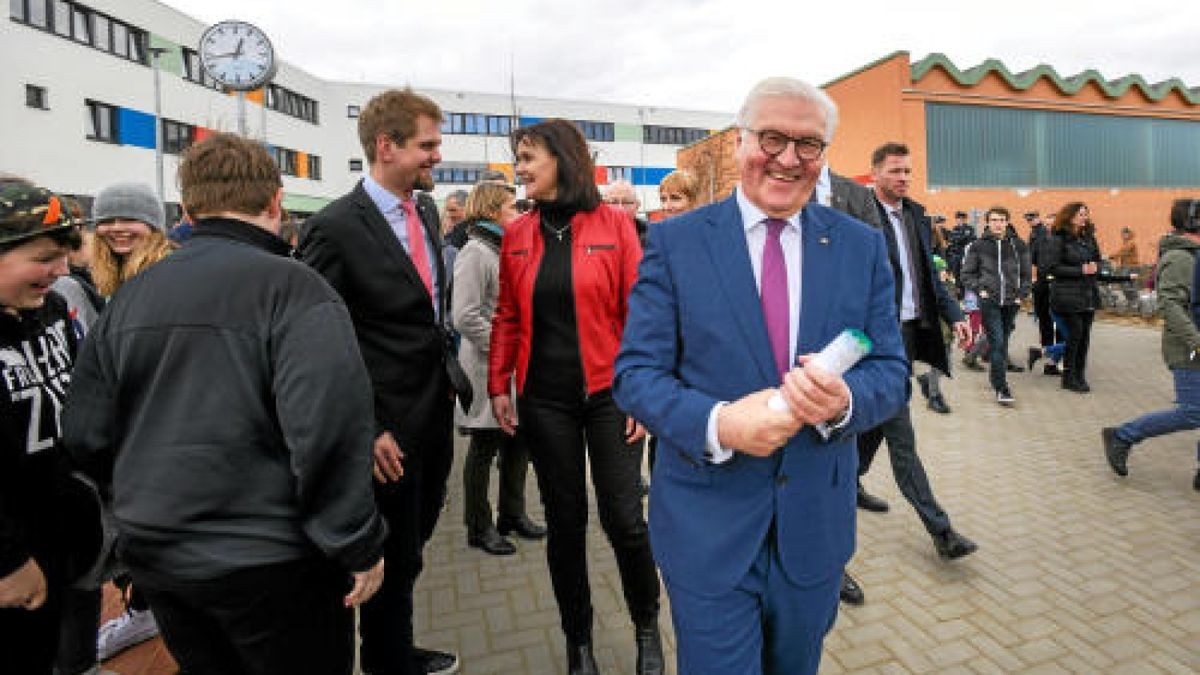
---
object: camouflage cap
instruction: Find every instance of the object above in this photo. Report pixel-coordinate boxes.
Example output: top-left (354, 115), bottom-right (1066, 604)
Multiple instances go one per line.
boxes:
top-left (0, 182), bottom-right (76, 246)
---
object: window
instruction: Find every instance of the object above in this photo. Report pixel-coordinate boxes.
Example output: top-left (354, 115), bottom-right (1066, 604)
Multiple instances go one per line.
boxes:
top-left (91, 13), bottom-right (108, 50)
top-left (308, 155), bottom-right (322, 181)
top-left (432, 163), bottom-right (487, 184)
top-left (575, 120), bottom-right (614, 142)
top-left (10, 0), bottom-right (26, 21)
top-left (267, 84), bottom-right (319, 125)
top-left (349, 159), bottom-right (363, 172)
top-left (162, 119), bottom-right (194, 154)
top-left (607, 166), bottom-right (634, 183)
top-left (347, 105), bottom-right (360, 118)
top-left (643, 125), bottom-right (709, 145)
top-left (25, 84), bottom-right (48, 110)
top-left (926, 102), bottom-right (1200, 188)
top-left (70, 5), bottom-right (89, 43)
top-left (52, 0), bottom-right (68, 36)
top-left (27, 0), bottom-right (47, 27)
top-left (182, 47), bottom-right (221, 90)
top-left (85, 99), bottom-right (117, 142)
top-left (440, 112), bottom-right (515, 137)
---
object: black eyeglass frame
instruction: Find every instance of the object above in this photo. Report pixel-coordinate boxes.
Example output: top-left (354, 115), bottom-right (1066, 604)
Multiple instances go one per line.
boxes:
top-left (742, 127), bottom-right (828, 161)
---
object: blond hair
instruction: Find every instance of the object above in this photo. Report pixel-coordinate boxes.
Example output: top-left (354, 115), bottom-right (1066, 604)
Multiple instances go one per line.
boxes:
top-left (464, 182), bottom-right (515, 223)
top-left (92, 228), bottom-right (173, 296)
top-left (658, 170), bottom-right (699, 205)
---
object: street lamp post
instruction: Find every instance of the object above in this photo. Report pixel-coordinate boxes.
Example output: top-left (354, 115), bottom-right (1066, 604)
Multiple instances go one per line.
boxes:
top-left (148, 45), bottom-right (167, 201)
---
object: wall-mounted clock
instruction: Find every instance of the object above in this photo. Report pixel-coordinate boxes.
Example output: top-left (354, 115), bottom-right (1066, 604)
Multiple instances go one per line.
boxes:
top-left (198, 20), bottom-right (277, 91)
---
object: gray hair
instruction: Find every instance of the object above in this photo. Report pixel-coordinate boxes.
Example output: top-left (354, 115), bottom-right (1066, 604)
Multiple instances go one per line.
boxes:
top-left (446, 189), bottom-right (470, 206)
top-left (735, 77), bottom-right (839, 142)
top-left (605, 180), bottom-right (636, 198)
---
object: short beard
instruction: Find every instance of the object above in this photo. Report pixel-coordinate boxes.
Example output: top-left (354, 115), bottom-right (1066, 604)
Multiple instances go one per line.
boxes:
top-left (413, 173), bottom-right (434, 192)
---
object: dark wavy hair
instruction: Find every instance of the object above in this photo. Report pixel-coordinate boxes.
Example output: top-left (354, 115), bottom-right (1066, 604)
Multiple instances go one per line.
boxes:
top-left (1169, 199), bottom-right (1200, 233)
top-left (510, 119), bottom-right (600, 212)
top-left (1051, 201), bottom-right (1093, 238)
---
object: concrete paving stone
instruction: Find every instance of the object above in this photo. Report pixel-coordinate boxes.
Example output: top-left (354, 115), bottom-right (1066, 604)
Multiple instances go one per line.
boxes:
top-left (835, 641), bottom-right (894, 670)
top-left (965, 633), bottom-right (1027, 671)
top-left (926, 638), bottom-right (979, 668)
top-left (1013, 637), bottom-right (1068, 665)
top-left (880, 635), bottom-right (935, 672)
top-left (1148, 650), bottom-right (1200, 674)
top-left (966, 656), bottom-right (1009, 675)
top-left (1019, 662), bottom-right (1073, 675)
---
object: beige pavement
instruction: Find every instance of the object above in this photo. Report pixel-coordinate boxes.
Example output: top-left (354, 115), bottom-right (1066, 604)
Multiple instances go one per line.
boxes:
top-left (411, 317), bottom-right (1199, 674)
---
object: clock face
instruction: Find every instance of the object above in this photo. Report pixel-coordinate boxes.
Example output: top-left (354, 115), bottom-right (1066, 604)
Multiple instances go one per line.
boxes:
top-left (199, 20), bottom-right (277, 91)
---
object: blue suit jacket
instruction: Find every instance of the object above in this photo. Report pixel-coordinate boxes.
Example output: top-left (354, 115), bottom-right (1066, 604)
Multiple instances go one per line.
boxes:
top-left (613, 195), bottom-right (909, 597)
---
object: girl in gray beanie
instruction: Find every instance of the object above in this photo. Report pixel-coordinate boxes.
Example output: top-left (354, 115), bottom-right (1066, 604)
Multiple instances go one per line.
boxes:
top-left (90, 182), bottom-right (173, 296)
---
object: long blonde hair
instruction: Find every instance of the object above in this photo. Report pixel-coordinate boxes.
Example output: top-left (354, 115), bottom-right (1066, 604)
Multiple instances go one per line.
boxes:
top-left (92, 229), bottom-right (174, 296)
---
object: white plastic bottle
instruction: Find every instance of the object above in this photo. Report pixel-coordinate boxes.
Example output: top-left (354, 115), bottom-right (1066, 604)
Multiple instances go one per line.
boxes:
top-left (768, 329), bottom-right (873, 411)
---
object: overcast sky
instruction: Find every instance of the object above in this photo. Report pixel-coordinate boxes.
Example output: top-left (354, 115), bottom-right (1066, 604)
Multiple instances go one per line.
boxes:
top-left (161, 0), bottom-right (1200, 114)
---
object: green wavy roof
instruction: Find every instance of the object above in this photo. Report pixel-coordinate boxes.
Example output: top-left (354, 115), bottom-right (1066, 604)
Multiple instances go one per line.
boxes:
top-left (911, 53), bottom-right (1200, 105)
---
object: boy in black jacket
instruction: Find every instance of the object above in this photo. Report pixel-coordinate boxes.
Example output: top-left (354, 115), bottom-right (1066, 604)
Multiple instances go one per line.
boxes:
top-left (63, 134), bottom-right (387, 675)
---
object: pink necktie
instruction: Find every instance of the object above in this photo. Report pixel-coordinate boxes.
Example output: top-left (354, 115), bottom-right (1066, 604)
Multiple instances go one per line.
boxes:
top-left (761, 218), bottom-right (789, 379)
top-left (401, 199), bottom-right (434, 299)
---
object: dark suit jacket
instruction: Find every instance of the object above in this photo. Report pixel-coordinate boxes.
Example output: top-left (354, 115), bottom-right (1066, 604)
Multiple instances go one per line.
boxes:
top-left (298, 181), bottom-right (452, 460)
top-left (829, 172), bottom-right (882, 228)
top-left (614, 195), bottom-right (908, 596)
top-left (867, 193), bottom-right (963, 375)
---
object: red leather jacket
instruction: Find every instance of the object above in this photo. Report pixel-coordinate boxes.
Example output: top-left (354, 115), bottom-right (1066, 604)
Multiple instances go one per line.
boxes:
top-left (488, 204), bottom-right (641, 398)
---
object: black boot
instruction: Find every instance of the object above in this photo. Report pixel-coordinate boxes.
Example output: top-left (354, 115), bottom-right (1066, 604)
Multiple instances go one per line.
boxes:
top-left (635, 625), bottom-right (665, 675)
top-left (567, 640), bottom-right (599, 675)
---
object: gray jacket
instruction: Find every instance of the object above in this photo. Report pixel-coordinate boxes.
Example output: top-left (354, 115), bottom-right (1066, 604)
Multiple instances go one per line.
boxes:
top-left (451, 227), bottom-right (505, 429)
top-left (960, 231), bottom-right (1032, 306)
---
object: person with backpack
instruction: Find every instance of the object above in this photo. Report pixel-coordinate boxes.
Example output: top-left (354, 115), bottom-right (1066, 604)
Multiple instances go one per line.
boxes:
top-left (1102, 199), bottom-right (1200, 491)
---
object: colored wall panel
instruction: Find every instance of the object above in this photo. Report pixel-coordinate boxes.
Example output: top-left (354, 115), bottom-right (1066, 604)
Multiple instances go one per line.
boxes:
top-left (519, 116), bottom-right (543, 127)
top-left (194, 127), bottom-right (214, 142)
top-left (486, 163), bottom-right (514, 181)
top-left (148, 34), bottom-right (184, 77)
top-left (594, 166), bottom-right (609, 185)
top-left (614, 123), bottom-right (641, 142)
top-left (632, 167), bottom-right (672, 186)
top-left (117, 107), bottom-right (157, 149)
top-left (296, 151), bottom-right (309, 178)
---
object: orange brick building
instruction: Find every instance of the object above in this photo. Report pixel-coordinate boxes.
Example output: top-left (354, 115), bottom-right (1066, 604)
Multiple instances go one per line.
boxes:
top-left (678, 51), bottom-right (1200, 263)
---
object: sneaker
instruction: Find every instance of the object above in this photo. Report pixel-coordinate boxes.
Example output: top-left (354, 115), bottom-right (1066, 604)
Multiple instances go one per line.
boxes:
top-left (1101, 427), bottom-right (1132, 477)
top-left (97, 608), bottom-right (159, 661)
top-left (996, 386), bottom-right (1014, 407)
top-left (414, 647), bottom-right (460, 675)
top-left (1026, 346), bottom-right (1042, 371)
top-left (1193, 468), bottom-right (1199, 492)
top-left (916, 372), bottom-right (931, 400)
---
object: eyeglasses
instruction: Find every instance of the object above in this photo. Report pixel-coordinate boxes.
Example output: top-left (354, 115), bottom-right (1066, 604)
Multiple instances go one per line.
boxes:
top-left (744, 128), bottom-right (827, 161)
top-left (606, 198), bottom-right (638, 206)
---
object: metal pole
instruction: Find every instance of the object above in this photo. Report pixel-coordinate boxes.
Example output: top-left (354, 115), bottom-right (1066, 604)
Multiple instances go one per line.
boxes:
top-left (149, 46), bottom-right (166, 201)
top-left (238, 91), bottom-right (248, 137)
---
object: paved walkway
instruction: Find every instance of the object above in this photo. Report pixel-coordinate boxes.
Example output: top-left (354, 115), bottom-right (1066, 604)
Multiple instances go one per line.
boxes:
top-left (103, 318), bottom-right (1199, 674)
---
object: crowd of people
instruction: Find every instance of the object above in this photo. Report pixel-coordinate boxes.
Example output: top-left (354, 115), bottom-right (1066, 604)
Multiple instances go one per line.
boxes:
top-left (2, 76), bottom-right (1198, 675)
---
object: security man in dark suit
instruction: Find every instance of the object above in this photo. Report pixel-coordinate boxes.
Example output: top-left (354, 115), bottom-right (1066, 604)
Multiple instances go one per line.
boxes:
top-left (298, 89), bottom-right (461, 675)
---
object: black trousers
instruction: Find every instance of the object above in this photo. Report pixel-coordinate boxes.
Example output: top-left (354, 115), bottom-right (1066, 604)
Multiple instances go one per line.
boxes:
top-left (1060, 311), bottom-right (1095, 385)
top-left (519, 391), bottom-right (660, 644)
top-left (857, 321), bottom-right (953, 536)
top-left (0, 581), bottom-right (60, 674)
top-left (1033, 280), bottom-right (1056, 347)
top-left (361, 406), bottom-right (453, 675)
top-left (133, 558), bottom-right (353, 675)
top-left (462, 428), bottom-right (531, 535)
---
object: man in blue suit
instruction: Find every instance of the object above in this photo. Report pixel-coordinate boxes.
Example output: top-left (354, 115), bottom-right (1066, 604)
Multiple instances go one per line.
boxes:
top-left (613, 78), bottom-right (909, 675)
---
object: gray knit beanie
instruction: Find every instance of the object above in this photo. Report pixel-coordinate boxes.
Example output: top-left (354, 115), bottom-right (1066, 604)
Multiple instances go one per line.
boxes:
top-left (92, 182), bottom-right (165, 231)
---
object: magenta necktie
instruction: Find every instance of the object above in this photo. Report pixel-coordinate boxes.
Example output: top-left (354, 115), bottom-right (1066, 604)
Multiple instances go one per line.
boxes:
top-left (761, 218), bottom-right (789, 379)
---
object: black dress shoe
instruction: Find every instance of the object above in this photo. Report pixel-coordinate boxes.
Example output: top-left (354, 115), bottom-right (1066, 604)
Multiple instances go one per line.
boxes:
top-left (497, 514), bottom-right (547, 540)
top-left (1043, 363), bottom-right (1061, 375)
top-left (1101, 427), bottom-right (1131, 477)
top-left (856, 482), bottom-right (889, 513)
top-left (414, 647), bottom-right (460, 675)
top-left (916, 372), bottom-right (931, 400)
top-left (634, 625), bottom-right (665, 675)
top-left (467, 527), bottom-right (516, 555)
top-left (1027, 346), bottom-right (1042, 371)
top-left (567, 641), bottom-right (599, 675)
top-left (839, 572), bottom-right (865, 605)
top-left (1006, 362), bottom-right (1025, 373)
top-left (932, 529), bottom-right (978, 560)
top-left (1193, 468), bottom-right (1199, 492)
top-left (928, 394), bottom-right (951, 414)
top-left (1076, 379), bottom-right (1091, 392)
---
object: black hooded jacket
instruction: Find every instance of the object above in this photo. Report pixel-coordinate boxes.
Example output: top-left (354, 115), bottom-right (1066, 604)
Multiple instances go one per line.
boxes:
top-left (63, 218), bottom-right (387, 580)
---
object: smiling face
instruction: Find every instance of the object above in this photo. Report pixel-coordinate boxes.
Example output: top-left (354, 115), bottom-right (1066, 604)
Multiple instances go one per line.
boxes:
top-left (514, 138), bottom-right (559, 202)
top-left (375, 114), bottom-right (442, 195)
top-left (96, 218), bottom-right (153, 257)
top-left (659, 189), bottom-right (692, 217)
top-left (735, 96), bottom-right (827, 218)
top-left (0, 236), bottom-right (70, 314)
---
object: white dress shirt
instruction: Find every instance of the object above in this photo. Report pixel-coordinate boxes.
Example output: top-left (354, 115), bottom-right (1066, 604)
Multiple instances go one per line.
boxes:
top-left (881, 201), bottom-right (918, 322)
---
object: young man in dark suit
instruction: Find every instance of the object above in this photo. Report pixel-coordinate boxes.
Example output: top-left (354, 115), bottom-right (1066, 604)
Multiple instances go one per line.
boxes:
top-left (298, 89), bottom-right (460, 675)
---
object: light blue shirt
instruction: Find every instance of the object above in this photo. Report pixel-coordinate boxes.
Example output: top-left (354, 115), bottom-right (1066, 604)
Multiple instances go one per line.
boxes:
top-left (362, 175), bottom-right (441, 319)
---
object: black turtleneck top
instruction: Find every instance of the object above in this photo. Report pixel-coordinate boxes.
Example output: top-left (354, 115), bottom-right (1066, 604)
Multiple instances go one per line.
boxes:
top-left (525, 203), bottom-right (585, 402)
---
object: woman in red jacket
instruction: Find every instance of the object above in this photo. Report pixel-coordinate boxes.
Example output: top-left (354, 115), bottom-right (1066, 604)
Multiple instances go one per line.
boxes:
top-left (489, 119), bottom-right (661, 675)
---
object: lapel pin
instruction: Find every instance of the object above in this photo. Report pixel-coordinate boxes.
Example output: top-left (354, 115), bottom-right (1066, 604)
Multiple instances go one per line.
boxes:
top-left (819, 236), bottom-right (830, 245)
